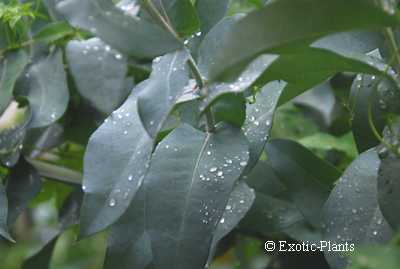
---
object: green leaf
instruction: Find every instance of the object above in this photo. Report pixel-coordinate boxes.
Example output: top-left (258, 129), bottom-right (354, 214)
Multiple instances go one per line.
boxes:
top-left (208, 181), bottom-right (255, 262)
top-left (145, 124), bottom-right (249, 269)
top-left (0, 101), bottom-right (31, 167)
top-left (0, 183), bottom-right (14, 242)
top-left (0, 50), bottom-right (29, 115)
top-left (33, 21), bottom-right (75, 44)
top-left (154, 0), bottom-right (200, 37)
top-left (6, 159), bottom-right (42, 226)
top-left (104, 188), bottom-right (152, 269)
top-left (210, 0), bottom-right (400, 79)
top-left (323, 150), bottom-right (393, 269)
top-left (56, 0), bottom-right (182, 59)
top-left (18, 49), bottom-right (69, 128)
top-left (242, 81), bottom-right (286, 174)
top-left (66, 38), bottom-right (129, 115)
top-left (212, 93), bottom-right (246, 127)
top-left (79, 91), bottom-right (153, 237)
top-left (196, 0), bottom-right (229, 34)
top-left (266, 139), bottom-right (340, 227)
top-left (137, 49), bottom-right (190, 138)
top-left (350, 74), bottom-right (386, 153)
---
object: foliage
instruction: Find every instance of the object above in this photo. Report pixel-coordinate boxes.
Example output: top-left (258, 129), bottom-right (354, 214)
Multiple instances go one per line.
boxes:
top-left (1, 0), bottom-right (400, 269)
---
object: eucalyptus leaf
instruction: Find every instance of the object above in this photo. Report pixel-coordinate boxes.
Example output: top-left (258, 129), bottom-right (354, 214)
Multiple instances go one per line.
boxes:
top-left (195, 0), bottom-right (229, 34)
top-left (145, 123), bottom-right (249, 269)
top-left (66, 38), bottom-right (129, 115)
top-left (79, 89), bottom-right (153, 237)
top-left (0, 50), bottom-right (29, 115)
top-left (0, 183), bottom-right (14, 242)
top-left (33, 21), bottom-right (75, 44)
top-left (323, 150), bottom-right (393, 269)
top-left (56, 0), bottom-right (182, 59)
top-left (19, 49), bottom-right (69, 128)
top-left (210, 0), bottom-right (400, 79)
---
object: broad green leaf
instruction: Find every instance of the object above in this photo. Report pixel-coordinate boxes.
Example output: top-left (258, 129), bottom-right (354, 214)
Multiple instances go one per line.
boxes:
top-left (104, 188), bottom-right (152, 269)
top-left (0, 50), bottom-right (29, 115)
top-left (207, 181), bottom-right (255, 263)
top-left (79, 90), bottom-right (153, 237)
top-left (18, 49), bottom-right (69, 128)
top-left (6, 159), bottom-right (42, 226)
top-left (56, 0), bottom-right (182, 59)
top-left (23, 123), bottom-right (64, 158)
top-left (0, 101), bottom-right (31, 167)
top-left (145, 124), bottom-right (249, 269)
top-left (137, 50), bottom-right (190, 138)
top-left (66, 38), bottom-right (129, 115)
top-left (348, 245), bottom-right (400, 269)
top-left (378, 154), bottom-right (400, 231)
top-left (212, 93), bottom-right (246, 127)
top-left (377, 123), bottom-right (400, 231)
top-left (33, 21), bottom-right (75, 44)
top-left (323, 150), bottom-right (393, 269)
top-left (266, 139), bottom-right (340, 227)
top-left (210, 0), bottom-right (400, 79)
top-left (196, 0), bottom-right (229, 34)
top-left (350, 74), bottom-right (386, 152)
top-left (242, 81), bottom-right (286, 174)
top-left (0, 183), bottom-right (14, 242)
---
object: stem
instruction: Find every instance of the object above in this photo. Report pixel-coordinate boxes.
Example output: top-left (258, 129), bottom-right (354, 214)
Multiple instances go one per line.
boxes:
top-left (383, 28), bottom-right (400, 71)
top-left (142, 0), bottom-right (216, 132)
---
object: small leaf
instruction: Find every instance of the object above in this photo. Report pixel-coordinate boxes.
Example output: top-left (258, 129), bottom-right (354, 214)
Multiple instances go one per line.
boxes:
top-left (0, 50), bottom-right (29, 115)
top-left (56, 0), bottom-right (182, 59)
top-left (242, 81), bottom-right (286, 174)
top-left (323, 150), bottom-right (393, 269)
top-left (66, 38), bottom-right (129, 115)
top-left (34, 21), bottom-right (75, 43)
top-left (145, 124), bottom-right (249, 269)
top-left (18, 49), bottom-right (69, 128)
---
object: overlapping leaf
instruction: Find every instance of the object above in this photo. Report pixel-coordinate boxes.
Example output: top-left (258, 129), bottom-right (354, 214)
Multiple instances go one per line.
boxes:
top-left (195, 0), bottom-right (229, 35)
top-left (145, 124), bottom-right (249, 269)
top-left (0, 50), bottom-right (29, 115)
top-left (323, 150), bottom-right (393, 269)
top-left (210, 0), bottom-right (400, 79)
top-left (56, 0), bottom-right (182, 59)
top-left (66, 38), bottom-right (129, 115)
top-left (0, 183), bottom-right (13, 242)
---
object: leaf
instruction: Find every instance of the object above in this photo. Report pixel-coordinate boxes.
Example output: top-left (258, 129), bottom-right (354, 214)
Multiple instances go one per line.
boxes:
top-left (210, 0), bottom-right (400, 79)
top-left (6, 159), bottom-right (42, 226)
top-left (66, 38), bottom-right (129, 115)
top-left (242, 81), bottom-right (286, 174)
top-left (350, 74), bottom-right (386, 153)
top-left (104, 188), bottom-right (152, 269)
top-left (137, 50), bottom-right (190, 138)
top-left (56, 0), bottom-right (182, 59)
top-left (0, 183), bottom-right (14, 242)
top-left (0, 101), bottom-right (31, 167)
top-left (348, 245), bottom-right (400, 269)
top-left (145, 123), bottom-right (249, 269)
top-left (0, 50), bottom-right (29, 115)
top-left (33, 21), bottom-right (75, 44)
top-left (79, 90), bottom-right (153, 237)
top-left (212, 93), bottom-right (246, 127)
top-left (195, 0), bottom-right (229, 34)
top-left (323, 150), bottom-right (393, 269)
top-left (266, 139), bottom-right (340, 227)
top-left (18, 49), bottom-right (69, 128)
top-left (21, 231), bottom-right (59, 269)
top-left (153, 0), bottom-right (200, 37)
top-left (207, 181), bottom-right (255, 263)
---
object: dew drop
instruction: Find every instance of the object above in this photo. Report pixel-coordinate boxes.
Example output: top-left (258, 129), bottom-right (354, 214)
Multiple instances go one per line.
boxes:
top-left (109, 198), bottom-right (116, 207)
